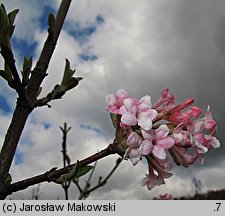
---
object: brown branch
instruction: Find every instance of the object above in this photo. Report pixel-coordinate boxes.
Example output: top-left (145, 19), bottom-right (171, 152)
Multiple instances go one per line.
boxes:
top-left (26, 0), bottom-right (72, 103)
top-left (31, 184), bottom-right (42, 200)
top-left (73, 180), bottom-right (83, 194)
top-left (6, 142), bottom-right (124, 197)
top-left (0, 44), bottom-right (24, 98)
top-left (0, 102), bottom-right (33, 199)
top-left (60, 123), bottom-right (71, 200)
top-left (78, 158), bottom-right (122, 200)
top-left (0, 0), bottom-right (72, 200)
top-left (77, 160), bottom-right (98, 200)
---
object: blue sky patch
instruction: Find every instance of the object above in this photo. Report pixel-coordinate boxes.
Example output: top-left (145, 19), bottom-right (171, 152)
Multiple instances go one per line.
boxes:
top-left (14, 152), bottom-right (24, 165)
top-left (96, 15), bottom-right (104, 24)
top-left (0, 94), bottom-right (11, 114)
top-left (80, 124), bottom-right (102, 135)
top-left (79, 53), bottom-right (98, 62)
top-left (39, 5), bottom-right (56, 30)
top-left (66, 15), bottom-right (104, 45)
top-left (43, 122), bottom-right (51, 129)
top-left (66, 24), bottom-right (96, 44)
top-left (12, 38), bottom-right (37, 60)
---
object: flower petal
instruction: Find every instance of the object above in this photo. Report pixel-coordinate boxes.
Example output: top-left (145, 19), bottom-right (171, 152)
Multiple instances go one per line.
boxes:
top-left (173, 123), bottom-right (185, 134)
top-left (195, 141), bottom-right (208, 153)
top-left (127, 132), bottom-right (142, 147)
top-left (138, 109), bottom-right (158, 130)
top-left (204, 120), bottom-right (216, 131)
top-left (141, 129), bottom-right (154, 140)
top-left (105, 94), bottom-right (116, 105)
top-left (138, 95), bottom-right (152, 111)
top-left (157, 137), bottom-right (175, 149)
top-left (142, 174), bottom-right (157, 190)
top-left (118, 105), bottom-right (127, 115)
top-left (193, 121), bottom-right (204, 134)
top-left (210, 137), bottom-right (220, 148)
top-left (139, 140), bottom-right (153, 155)
top-left (116, 89), bottom-right (128, 105)
top-left (123, 98), bottom-right (138, 114)
top-left (128, 148), bottom-right (141, 165)
top-left (106, 94), bottom-right (118, 113)
top-left (155, 124), bottom-right (169, 139)
top-left (121, 112), bottom-right (137, 126)
top-left (152, 146), bottom-right (166, 159)
top-left (173, 133), bottom-right (184, 144)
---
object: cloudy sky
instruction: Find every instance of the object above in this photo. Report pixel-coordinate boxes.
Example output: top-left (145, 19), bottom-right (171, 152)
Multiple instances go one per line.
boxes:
top-left (0, 0), bottom-right (225, 199)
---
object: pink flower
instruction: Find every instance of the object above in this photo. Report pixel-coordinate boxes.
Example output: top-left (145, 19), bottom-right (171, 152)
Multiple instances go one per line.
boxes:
top-left (166, 105), bottom-right (201, 125)
top-left (142, 156), bottom-right (173, 190)
top-left (167, 112), bottom-right (191, 124)
top-left (150, 125), bottom-right (175, 159)
top-left (142, 167), bottom-right (162, 190)
top-left (189, 121), bottom-right (220, 155)
top-left (124, 125), bottom-right (175, 164)
top-left (202, 106), bottom-right (217, 134)
top-left (106, 89), bottom-right (128, 114)
top-left (167, 98), bottom-right (194, 114)
top-left (119, 95), bottom-right (158, 130)
top-left (124, 131), bottom-right (153, 165)
top-left (172, 123), bottom-right (191, 146)
top-left (106, 89), bottom-right (221, 191)
top-left (169, 145), bottom-right (198, 167)
top-left (153, 89), bottom-right (175, 111)
top-left (184, 108), bottom-right (220, 164)
top-left (169, 123), bottom-right (198, 167)
top-left (124, 132), bottom-right (142, 165)
top-left (183, 106), bottom-right (202, 118)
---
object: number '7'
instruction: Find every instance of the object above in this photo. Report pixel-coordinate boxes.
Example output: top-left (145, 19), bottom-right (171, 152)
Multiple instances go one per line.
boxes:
top-left (216, 203), bottom-right (221, 211)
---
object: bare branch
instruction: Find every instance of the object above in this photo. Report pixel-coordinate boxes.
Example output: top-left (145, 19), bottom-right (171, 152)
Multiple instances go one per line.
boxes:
top-left (31, 184), bottom-right (42, 200)
top-left (6, 142), bottom-right (124, 197)
top-left (26, 0), bottom-right (72, 103)
top-left (79, 158), bottom-right (122, 199)
top-left (0, 44), bottom-right (25, 97)
top-left (0, 0), bottom-right (72, 200)
top-left (60, 123), bottom-right (71, 200)
top-left (77, 160), bottom-right (98, 200)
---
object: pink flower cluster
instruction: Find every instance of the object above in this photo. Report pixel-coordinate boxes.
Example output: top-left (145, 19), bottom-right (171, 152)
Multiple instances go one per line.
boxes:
top-left (106, 89), bottom-right (220, 190)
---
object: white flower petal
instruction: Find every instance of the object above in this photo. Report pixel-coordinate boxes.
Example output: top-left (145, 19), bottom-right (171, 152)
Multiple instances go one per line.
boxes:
top-left (152, 146), bottom-right (166, 159)
top-left (155, 124), bottom-right (169, 139)
top-left (211, 137), bottom-right (220, 148)
top-left (139, 140), bottom-right (153, 155)
top-left (121, 112), bottom-right (137, 126)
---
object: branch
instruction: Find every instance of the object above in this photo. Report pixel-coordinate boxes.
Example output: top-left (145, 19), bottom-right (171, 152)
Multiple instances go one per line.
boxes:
top-left (0, 44), bottom-right (25, 97)
top-left (78, 158), bottom-right (122, 200)
top-left (0, 5), bottom-right (24, 97)
top-left (60, 123), bottom-right (71, 200)
top-left (77, 160), bottom-right (98, 200)
top-left (26, 0), bottom-right (72, 103)
top-left (6, 142), bottom-right (124, 197)
top-left (34, 59), bottom-right (82, 108)
top-left (0, 0), bottom-right (72, 200)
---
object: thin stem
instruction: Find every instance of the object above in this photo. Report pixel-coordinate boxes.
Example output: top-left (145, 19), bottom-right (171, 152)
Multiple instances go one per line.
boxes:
top-left (26, 0), bottom-right (72, 102)
top-left (60, 123), bottom-right (71, 200)
top-left (79, 158), bottom-right (122, 200)
top-left (77, 160), bottom-right (98, 200)
top-left (7, 142), bottom-right (124, 197)
top-left (0, 44), bottom-right (24, 97)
